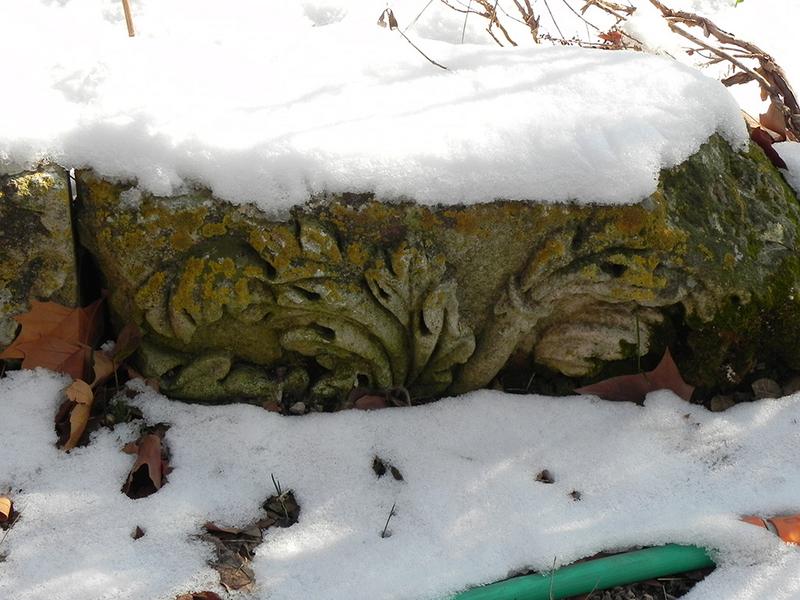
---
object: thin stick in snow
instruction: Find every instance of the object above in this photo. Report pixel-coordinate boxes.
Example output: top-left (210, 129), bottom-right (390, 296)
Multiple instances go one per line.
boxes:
top-left (122, 0), bottom-right (135, 37)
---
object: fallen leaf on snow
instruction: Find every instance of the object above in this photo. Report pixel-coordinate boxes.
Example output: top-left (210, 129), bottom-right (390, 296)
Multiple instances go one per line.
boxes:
top-left (122, 431), bottom-right (171, 499)
top-left (574, 349), bottom-right (694, 404)
top-left (176, 593), bottom-right (223, 600)
top-left (58, 379), bottom-right (95, 451)
top-left (0, 497), bottom-right (12, 523)
top-left (535, 469), bottom-right (555, 484)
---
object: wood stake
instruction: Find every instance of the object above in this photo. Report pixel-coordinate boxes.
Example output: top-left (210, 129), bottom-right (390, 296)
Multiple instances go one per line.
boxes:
top-left (122, 0), bottom-right (135, 37)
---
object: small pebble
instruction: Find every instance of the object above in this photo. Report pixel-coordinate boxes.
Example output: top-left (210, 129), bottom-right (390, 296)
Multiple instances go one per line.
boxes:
top-left (752, 378), bottom-right (782, 400)
top-left (709, 394), bottom-right (735, 412)
top-left (289, 401), bottom-right (306, 414)
top-left (782, 375), bottom-right (800, 396)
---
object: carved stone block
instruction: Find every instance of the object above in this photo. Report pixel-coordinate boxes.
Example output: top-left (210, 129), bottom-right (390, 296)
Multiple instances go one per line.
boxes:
top-left (1, 166), bottom-right (78, 350)
top-left (74, 135), bottom-right (800, 407)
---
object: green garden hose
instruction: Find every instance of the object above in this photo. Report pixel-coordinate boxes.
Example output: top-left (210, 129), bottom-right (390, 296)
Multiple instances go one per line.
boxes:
top-left (452, 544), bottom-right (714, 600)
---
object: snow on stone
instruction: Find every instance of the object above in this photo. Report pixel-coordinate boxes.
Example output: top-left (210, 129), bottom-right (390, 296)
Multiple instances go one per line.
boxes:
top-left (0, 0), bottom-right (747, 210)
top-left (776, 142), bottom-right (800, 194)
top-left (3, 369), bottom-right (800, 599)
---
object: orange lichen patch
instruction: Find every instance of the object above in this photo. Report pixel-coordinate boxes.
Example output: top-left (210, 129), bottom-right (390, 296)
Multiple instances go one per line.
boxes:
top-left (528, 237), bottom-right (568, 274)
top-left (346, 242), bottom-right (370, 268)
top-left (135, 271), bottom-right (168, 310)
top-left (170, 230), bottom-right (195, 251)
top-left (201, 222), bottom-right (227, 238)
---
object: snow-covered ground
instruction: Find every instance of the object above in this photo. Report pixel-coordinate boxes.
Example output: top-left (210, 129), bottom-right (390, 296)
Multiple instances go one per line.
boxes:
top-left (2, 369), bottom-right (800, 600)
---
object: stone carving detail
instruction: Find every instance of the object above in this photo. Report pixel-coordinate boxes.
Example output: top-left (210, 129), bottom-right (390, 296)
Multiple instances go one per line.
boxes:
top-left (74, 135), bottom-right (800, 406)
top-left (0, 166), bottom-right (78, 350)
top-left (133, 220), bottom-right (474, 404)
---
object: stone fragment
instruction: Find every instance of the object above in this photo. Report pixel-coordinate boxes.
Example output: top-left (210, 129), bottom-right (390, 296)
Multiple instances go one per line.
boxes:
top-left (752, 378), bottom-right (782, 399)
top-left (782, 374), bottom-right (800, 396)
top-left (289, 401), bottom-right (306, 415)
top-left (0, 166), bottom-right (77, 350)
top-left (709, 395), bottom-right (736, 412)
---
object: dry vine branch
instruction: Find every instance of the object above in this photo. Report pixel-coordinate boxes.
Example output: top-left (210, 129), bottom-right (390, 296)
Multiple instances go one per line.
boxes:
top-left (435, 0), bottom-right (799, 139)
top-left (439, 0), bottom-right (523, 46)
top-left (647, 0), bottom-right (800, 138)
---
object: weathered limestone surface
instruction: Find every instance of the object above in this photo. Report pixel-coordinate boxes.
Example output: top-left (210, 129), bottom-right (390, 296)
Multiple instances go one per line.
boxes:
top-left (1, 166), bottom-right (78, 349)
top-left (74, 135), bottom-right (800, 407)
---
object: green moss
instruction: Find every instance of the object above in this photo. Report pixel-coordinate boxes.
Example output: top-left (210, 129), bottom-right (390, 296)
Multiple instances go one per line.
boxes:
top-left (73, 134), bottom-right (800, 406)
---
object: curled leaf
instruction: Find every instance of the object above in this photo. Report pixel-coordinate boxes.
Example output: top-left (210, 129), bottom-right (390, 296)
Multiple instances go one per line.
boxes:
top-left (91, 350), bottom-right (116, 388)
top-left (0, 497), bottom-right (12, 523)
top-left (575, 349), bottom-right (694, 404)
top-left (113, 323), bottom-right (142, 363)
top-left (122, 432), bottom-right (171, 499)
top-left (57, 379), bottom-right (95, 451)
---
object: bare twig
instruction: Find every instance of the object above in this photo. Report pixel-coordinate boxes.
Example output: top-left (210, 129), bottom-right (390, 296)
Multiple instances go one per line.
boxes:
top-left (648, 0), bottom-right (800, 137)
top-left (404, 0), bottom-right (437, 32)
top-left (380, 8), bottom-right (449, 69)
top-left (121, 0), bottom-right (135, 37)
top-left (542, 0), bottom-right (565, 39)
top-left (398, 28), bottom-right (450, 69)
top-left (560, 0), bottom-right (601, 31)
top-left (380, 502), bottom-right (397, 538)
top-left (461, 0), bottom-right (473, 42)
top-left (511, 0), bottom-right (540, 42)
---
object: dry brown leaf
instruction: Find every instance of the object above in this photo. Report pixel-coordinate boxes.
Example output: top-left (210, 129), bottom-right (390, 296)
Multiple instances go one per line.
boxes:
top-left (599, 30), bottom-right (623, 46)
top-left (760, 100), bottom-right (788, 140)
top-left (354, 394), bottom-right (389, 410)
top-left (91, 350), bottom-right (116, 388)
top-left (113, 323), bottom-right (142, 363)
top-left (0, 497), bottom-right (12, 523)
top-left (574, 349), bottom-right (694, 404)
top-left (15, 337), bottom-right (93, 381)
top-left (750, 127), bottom-right (789, 169)
top-left (62, 379), bottom-right (94, 451)
top-left (262, 400), bottom-right (283, 413)
top-left (0, 297), bottom-right (104, 360)
top-left (122, 433), bottom-right (170, 499)
top-left (176, 594), bottom-right (223, 600)
top-left (0, 302), bottom-right (74, 360)
top-left (0, 297), bottom-right (105, 380)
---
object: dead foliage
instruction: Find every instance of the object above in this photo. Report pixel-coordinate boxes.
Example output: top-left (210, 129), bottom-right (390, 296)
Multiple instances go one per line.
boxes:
top-left (121, 425), bottom-right (172, 499)
top-left (175, 593), bottom-right (223, 600)
top-left (262, 476), bottom-right (301, 529)
top-left (372, 456), bottom-right (405, 481)
top-left (201, 479), bottom-right (300, 592)
top-left (0, 297), bottom-right (104, 380)
top-left (575, 349), bottom-right (695, 404)
top-left (433, 0), bottom-right (799, 148)
top-left (0, 497), bottom-right (13, 525)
